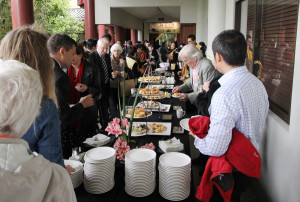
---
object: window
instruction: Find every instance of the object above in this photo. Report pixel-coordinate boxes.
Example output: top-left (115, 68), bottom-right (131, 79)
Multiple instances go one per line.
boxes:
top-left (242, 0), bottom-right (298, 123)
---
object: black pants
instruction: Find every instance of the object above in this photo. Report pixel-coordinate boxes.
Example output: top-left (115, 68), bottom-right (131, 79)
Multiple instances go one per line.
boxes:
top-left (98, 83), bottom-right (110, 129)
top-left (109, 87), bottom-right (120, 119)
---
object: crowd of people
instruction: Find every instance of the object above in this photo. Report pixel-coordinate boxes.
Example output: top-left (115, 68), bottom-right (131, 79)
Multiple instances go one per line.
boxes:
top-left (0, 25), bottom-right (268, 201)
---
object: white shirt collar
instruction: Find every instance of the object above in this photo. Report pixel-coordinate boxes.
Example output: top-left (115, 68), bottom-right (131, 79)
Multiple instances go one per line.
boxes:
top-left (218, 65), bottom-right (247, 86)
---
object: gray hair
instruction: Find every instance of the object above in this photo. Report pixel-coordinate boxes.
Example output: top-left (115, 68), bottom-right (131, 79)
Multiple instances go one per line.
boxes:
top-left (110, 43), bottom-right (123, 53)
top-left (0, 59), bottom-right (42, 138)
top-left (97, 38), bottom-right (109, 46)
top-left (179, 44), bottom-right (203, 61)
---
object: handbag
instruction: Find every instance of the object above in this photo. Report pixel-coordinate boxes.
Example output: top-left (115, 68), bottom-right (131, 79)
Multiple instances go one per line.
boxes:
top-left (120, 79), bottom-right (135, 97)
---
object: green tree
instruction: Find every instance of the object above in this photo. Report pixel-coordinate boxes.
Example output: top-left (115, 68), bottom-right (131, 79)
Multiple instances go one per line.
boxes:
top-left (0, 0), bottom-right (84, 41)
top-left (34, 0), bottom-right (84, 41)
top-left (0, 0), bottom-right (12, 39)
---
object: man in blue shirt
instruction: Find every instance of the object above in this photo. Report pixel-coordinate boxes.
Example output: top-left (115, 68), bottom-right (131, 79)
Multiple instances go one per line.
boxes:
top-left (192, 30), bottom-right (269, 157)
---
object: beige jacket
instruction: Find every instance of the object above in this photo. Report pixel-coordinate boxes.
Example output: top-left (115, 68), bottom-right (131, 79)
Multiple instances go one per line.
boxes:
top-left (0, 138), bottom-right (76, 202)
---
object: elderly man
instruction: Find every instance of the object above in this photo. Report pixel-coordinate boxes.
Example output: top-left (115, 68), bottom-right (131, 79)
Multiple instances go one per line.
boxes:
top-left (48, 34), bottom-right (94, 158)
top-left (89, 38), bottom-right (112, 129)
top-left (172, 44), bottom-right (219, 104)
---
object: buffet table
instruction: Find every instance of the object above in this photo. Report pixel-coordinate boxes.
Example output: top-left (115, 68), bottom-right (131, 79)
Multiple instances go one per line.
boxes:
top-left (75, 76), bottom-right (198, 202)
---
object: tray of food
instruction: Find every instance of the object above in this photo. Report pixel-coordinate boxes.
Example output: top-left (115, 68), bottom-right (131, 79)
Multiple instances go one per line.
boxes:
top-left (125, 108), bottom-right (152, 119)
top-left (129, 123), bottom-right (150, 137)
top-left (139, 88), bottom-right (160, 95)
top-left (138, 76), bottom-right (162, 83)
top-left (136, 101), bottom-right (161, 108)
top-left (144, 85), bottom-right (165, 89)
top-left (143, 91), bottom-right (171, 100)
top-left (128, 122), bottom-right (172, 136)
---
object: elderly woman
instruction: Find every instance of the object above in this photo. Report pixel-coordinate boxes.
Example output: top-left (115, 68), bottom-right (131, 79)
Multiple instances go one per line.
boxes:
top-left (0, 59), bottom-right (75, 201)
top-left (0, 26), bottom-right (65, 167)
top-left (110, 44), bottom-right (135, 117)
top-left (172, 44), bottom-right (219, 104)
top-left (110, 43), bottom-right (126, 117)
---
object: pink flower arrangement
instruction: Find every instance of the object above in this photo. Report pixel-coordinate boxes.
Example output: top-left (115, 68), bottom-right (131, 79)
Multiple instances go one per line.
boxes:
top-left (141, 142), bottom-right (156, 150)
top-left (106, 117), bottom-right (156, 161)
top-left (105, 118), bottom-right (128, 138)
top-left (113, 137), bottom-right (130, 160)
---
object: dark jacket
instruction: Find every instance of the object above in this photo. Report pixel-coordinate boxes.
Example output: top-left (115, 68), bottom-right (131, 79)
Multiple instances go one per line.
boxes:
top-left (67, 60), bottom-right (100, 134)
top-left (53, 58), bottom-right (84, 129)
top-left (195, 75), bottom-right (222, 116)
top-left (80, 60), bottom-right (101, 98)
top-left (89, 50), bottom-right (112, 95)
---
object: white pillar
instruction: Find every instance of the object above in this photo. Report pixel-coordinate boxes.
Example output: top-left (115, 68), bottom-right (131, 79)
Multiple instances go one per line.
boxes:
top-left (207, 0), bottom-right (226, 60)
top-left (225, 0), bottom-right (236, 30)
top-left (196, 0), bottom-right (208, 44)
top-left (137, 30), bottom-right (143, 42)
top-left (240, 0), bottom-right (248, 37)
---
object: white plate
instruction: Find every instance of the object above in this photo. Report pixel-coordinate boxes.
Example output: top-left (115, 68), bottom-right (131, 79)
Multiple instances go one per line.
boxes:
top-left (151, 104), bottom-right (171, 112)
top-left (127, 123), bottom-right (150, 137)
top-left (143, 93), bottom-right (171, 99)
top-left (127, 122), bottom-right (172, 136)
top-left (172, 93), bottom-right (183, 98)
top-left (136, 101), bottom-right (161, 109)
top-left (125, 148), bottom-right (156, 162)
top-left (191, 115), bottom-right (202, 118)
top-left (125, 109), bottom-right (152, 119)
top-left (138, 76), bottom-right (162, 84)
top-left (145, 85), bottom-right (165, 89)
top-left (147, 122), bottom-right (172, 136)
top-left (179, 118), bottom-right (190, 131)
top-left (138, 88), bottom-right (161, 96)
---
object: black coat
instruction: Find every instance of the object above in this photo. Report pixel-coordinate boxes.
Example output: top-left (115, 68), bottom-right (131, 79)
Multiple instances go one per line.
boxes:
top-left (79, 60), bottom-right (101, 98)
top-left (195, 75), bottom-right (222, 116)
top-left (89, 51), bottom-right (112, 95)
top-left (53, 59), bottom-right (84, 129)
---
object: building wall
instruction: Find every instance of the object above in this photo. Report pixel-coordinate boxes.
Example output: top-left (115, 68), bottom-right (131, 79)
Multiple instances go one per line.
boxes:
top-left (95, 0), bottom-right (200, 41)
top-left (95, 0), bottom-right (198, 23)
top-left (110, 8), bottom-right (143, 30)
top-left (196, 0), bottom-right (208, 44)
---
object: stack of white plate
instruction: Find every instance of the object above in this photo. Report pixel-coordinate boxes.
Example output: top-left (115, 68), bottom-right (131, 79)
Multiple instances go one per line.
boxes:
top-left (125, 148), bottom-right (156, 197)
top-left (64, 160), bottom-right (83, 189)
top-left (159, 152), bottom-right (191, 201)
top-left (83, 147), bottom-right (116, 194)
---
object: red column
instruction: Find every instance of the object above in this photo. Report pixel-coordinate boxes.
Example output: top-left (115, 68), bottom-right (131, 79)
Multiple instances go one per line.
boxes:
top-left (98, 24), bottom-right (106, 39)
top-left (11, 0), bottom-right (34, 29)
top-left (115, 26), bottom-right (122, 42)
top-left (131, 29), bottom-right (137, 45)
top-left (108, 25), bottom-right (115, 45)
top-left (84, 0), bottom-right (96, 39)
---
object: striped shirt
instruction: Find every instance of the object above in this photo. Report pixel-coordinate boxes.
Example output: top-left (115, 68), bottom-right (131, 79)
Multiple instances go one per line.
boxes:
top-left (194, 66), bottom-right (269, 156)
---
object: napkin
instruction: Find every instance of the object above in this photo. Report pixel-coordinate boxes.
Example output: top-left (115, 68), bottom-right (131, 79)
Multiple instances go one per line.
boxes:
top-left (83, 133), bottom-right (111, 147)
top-left (159, 137), bottom-right (184, 153)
